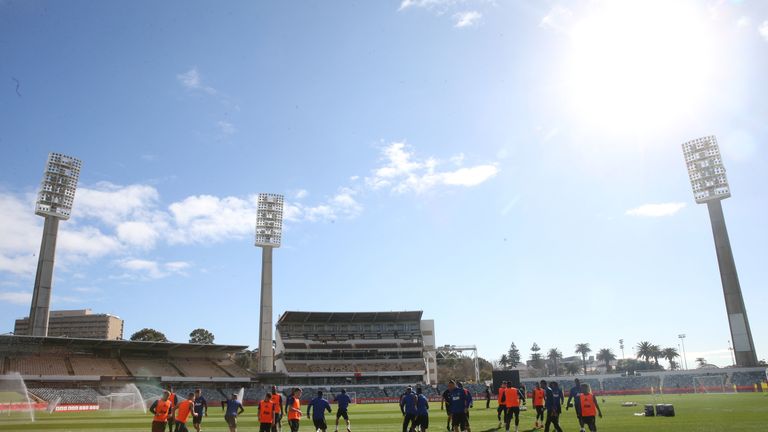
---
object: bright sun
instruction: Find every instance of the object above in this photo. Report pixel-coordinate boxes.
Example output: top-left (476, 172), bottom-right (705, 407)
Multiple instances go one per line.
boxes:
top-left (564, 1), bottom-right (718, 133)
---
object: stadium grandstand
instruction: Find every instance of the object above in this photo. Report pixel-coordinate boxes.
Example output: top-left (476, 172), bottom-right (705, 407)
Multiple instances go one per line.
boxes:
top-left (274, 311), bottom-right (438, 387)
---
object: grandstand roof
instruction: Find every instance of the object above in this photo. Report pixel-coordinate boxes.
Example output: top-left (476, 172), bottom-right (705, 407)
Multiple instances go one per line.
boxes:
top-left (0, 335), bottom-right (247, 354)
top-left (278, 311), bottom-right (423, 324)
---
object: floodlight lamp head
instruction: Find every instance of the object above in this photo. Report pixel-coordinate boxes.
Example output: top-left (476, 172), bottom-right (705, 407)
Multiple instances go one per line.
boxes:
top-left (682, 135), bottom-right (730, 204)
top-left (34, 152), bottom-right (82, 220)
top-left (255, 193), bottom-right (284, 248)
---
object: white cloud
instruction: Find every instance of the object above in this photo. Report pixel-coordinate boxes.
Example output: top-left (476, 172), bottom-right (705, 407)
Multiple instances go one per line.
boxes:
top-left (626, 202), bottom-right (686, 217)
top-left (117, 259), bottom-right (190, 279)
top-left (0, 291), bottom-right (33, 305)
top-left (736, 16), bottom-right (750, 29)
top-left (540, 5), bottom-right (573, 32)
top-left (217, 120), bottom-right (236, 136)
top-left (167, 195), bottom-right (258, 244)
top-left (398, 0), bottom-right (450, 12)
top-left (177, 67), bottom-right (218, 95)
top-left (454, 11), bottom-right (481, 28)
top-left (285, 188), bottom-right (363, 223)
top-left (116, 221), bottom-right (162, 249)
top-left (75, 183), bottom-right (160, 226)
top-left (366, 142), bottom-right (498, 193)
top-left (759, 21), bottom-right (768, 41)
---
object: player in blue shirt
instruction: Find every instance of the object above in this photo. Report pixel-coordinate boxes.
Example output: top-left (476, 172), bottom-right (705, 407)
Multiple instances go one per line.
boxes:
top-left (446, 380), bottom-right (467, 432)
top-left (307, 391), bottom-right (332, 432)
top-left (192, 388), bottom-right (208, 432)
top-left (415, 387), bottom-right (430, 432)
top-left (457, 382), bottom-right (473, 432)
top-left (400, 386), bottom-right (418, 432)
top-left (543, 381), bottom-right (564, 432)
top-left (221, 393), bottom-right (244, 432)
top-left (565, 379), bottom-right (584, 432)
top-left (334, 389), bottom-right (352, 432)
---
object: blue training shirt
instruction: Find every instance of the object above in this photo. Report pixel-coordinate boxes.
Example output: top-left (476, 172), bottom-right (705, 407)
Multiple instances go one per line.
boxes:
top-left (545, 387), bottom-right (563, 412)
top-left (336, 393), bottom-right (351, 410)
top-left (308, 397), bottom-right (331, 420)
top-left (464, 389), bottom-right (473, 408)
top-left (225, 399), bottom-right (242, 417)
top-left (447, 388), bottom-right (467, 414)
top-left (193, 396), bottom-right (207, 415)
top-left (401, 392), bottom-right (418, 415)
top-left (416, 394), bottom-right (429, 416)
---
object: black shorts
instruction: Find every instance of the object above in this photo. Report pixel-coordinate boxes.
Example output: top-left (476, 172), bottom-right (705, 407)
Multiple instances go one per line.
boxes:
top-left (152, 421), bottom-right (166, 432)
top-left (192, 415), bottom-right (203, 425)
top-left (225, 415), bottom-right (237, 428)
top-left (337, 408), bottom-right (349, 420)
top-left (504, 407), bottom-right (520, 422)
top-left (313, 418), bottom-right (327, 430)
top-left (451, 412), bottom-right (468, 429)
top-left (174, 422), bottom-right (190, 432)
top-left (289, 419), bottom-right (300, 432)
top-left (275, 412), bottom-right (283, 422)
top-left (415, 414), bottom-right (429, 429)
top-left (260, 422), bottom-right (273, 432)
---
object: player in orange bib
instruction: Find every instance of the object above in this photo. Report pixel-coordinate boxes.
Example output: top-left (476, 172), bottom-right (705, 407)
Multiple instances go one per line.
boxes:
top-left (150, 391), bottom-right (172, 432)
top-left (285, 388), bottom-right (303, 432)
top-left (259, 392), bottom-right (276, 432)
top-left (496, 382), bottom-right (507, 428)
top-left (501, 383), bottom-right (525, 432)
top-left (532, 383), bottom-right (546, 429)
top-left (271, 386), bottom-right (284, 432)
top-left (574, 384), bottom-right (602, 432)
top-left (174, 392), bottom-right (198, 432)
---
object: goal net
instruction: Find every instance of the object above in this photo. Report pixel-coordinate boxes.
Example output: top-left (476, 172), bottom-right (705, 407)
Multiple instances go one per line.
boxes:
top-left (98, 392), bottom-right (144, 411)
top-left (693, 375), bottom-right (729, 394)
top-left (347, 392), bottom-right (357, 404)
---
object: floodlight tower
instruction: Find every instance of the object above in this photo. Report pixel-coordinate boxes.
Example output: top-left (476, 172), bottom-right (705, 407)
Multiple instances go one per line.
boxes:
top-left (255, 193), bottom-right (284, 373)
top-left (682, 135), bottom-right (757, 367)
top-left (28, 153), bottom-right (82, 337)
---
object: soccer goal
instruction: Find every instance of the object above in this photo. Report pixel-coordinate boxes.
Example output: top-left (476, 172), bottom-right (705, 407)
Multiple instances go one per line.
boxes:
top-left (347, 392), bottom-right (357, 404)
top-left (97, 392), bottom-right (145, 412)
top-left (693, 375), bottom-right (730, 394)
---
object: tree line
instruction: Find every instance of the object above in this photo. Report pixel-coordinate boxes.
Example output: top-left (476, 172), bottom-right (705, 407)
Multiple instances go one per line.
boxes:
top-left (496, 341), bottom-right (684, 375)
top-left (128, 327), bottom-right (215, 344)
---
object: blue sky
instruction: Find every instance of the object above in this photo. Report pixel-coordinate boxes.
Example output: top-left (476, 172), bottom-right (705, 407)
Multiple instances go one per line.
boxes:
top-left (1, 0), bottom-right (767, 368)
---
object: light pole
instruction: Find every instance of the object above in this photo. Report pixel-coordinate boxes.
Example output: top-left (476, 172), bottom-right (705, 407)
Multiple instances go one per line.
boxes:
top-left (255, 193), bottom-right (284, 373)
top-left (28, 153), bottom-right (82, 336)
top-left (682, 136), bottom-right (758, 367)
top-left (619, 339), bottom-right (625, 360)
top-left (728, 340), bottom-right (736, 367)
top-left (678, 334), bottom-right (688, 370)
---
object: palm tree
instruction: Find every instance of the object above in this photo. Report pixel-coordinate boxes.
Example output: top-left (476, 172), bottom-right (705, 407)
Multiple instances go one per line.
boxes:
top-left (650, 344), bottom-right (663, 365)
top-left (661, 347), bottom-right (679, 370)
top-left (696, 357), bottom-right (707, 368)
top-left (565, 363), bottom-right (581, 375)
top-left (574, 343), bottom-right (592, 375)
top-left (596, 348), bottom-right (616, 371)
top-left (636, 341), bottom-right (653, 364)
top-left (547, 348), bottom-right (563, 376)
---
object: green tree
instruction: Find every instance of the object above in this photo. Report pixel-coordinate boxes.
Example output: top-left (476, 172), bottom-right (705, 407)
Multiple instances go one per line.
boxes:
top-left (650, 344), bottom-right (663, 365)
top-left (662, 347), bottom-right (679, 370)
top-left (575, 343), bottom-right (592, 375)
top-left (547, 348), bottom-right (563, 376)
top-left (636, 341), bottom-right (653, 364)
top-left (530, 343), bottom-right (544, 370)
top-left (615, 358), bottom-right (663, 374)
top-left (507, 343), bottom-right (521, 368)
top-left (189, 328), bottom-right (215, 344)
top-left (565, 363), bottom-right (581, 375)
top-left (696, 357), bottom-right (708, 368)
top-left (596, 348), bottom-right (616, 371)
top-left (130, 328), bottom-right (168, 342)
top-left (499, 354), bottom-right (509, 370)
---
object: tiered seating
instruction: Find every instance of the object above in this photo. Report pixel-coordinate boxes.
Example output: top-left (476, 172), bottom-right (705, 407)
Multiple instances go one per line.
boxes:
top-left (136, 384), bottom-right (163, 400)
top-left (662, 374), bottom-right (694, 389)
top-left (29, 387), bottom-right (100, 404)
top-left (8, 356), bottom-right (69, 375)
top-left (173, 359), bottom-right (229, 377)
top-left (288, 360), bottom-right (424, 373)
top-left (602, 375), bottom-right (660, 392)
top-left (215, 359), bottom-right (251, 377)
top-left (731, 371), bottom-right (766, 386)
top-left (70, 357), bottom-right (128, 376)
top-left (174, 387), bottom-right (226, 403)
top-left (123, 358), bottom-right (178, 376)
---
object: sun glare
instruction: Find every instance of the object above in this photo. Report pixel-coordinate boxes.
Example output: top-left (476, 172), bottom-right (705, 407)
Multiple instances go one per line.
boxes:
top-left (564, 2), bottom-right (717, 133)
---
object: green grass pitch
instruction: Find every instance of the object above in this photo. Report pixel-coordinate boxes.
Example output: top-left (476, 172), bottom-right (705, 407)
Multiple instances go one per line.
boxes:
top-left (1, 393), bottom-right (767, 431)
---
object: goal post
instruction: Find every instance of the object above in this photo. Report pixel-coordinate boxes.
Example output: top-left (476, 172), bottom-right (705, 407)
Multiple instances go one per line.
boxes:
top-left (347, 392), bottom-right (357, 404)
top-left (693, 375), bottom-right (728, 394)
top-left (98, 392), bottom-right (144, 411)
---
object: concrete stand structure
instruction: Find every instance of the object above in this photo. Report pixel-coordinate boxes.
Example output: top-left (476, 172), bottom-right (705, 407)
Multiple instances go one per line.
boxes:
top-left (28, 153), bottom-right (81, 337)
top-left (682, 136), bottom-right (757, 367)
top-left (254, 193), bottom-right (284, 373)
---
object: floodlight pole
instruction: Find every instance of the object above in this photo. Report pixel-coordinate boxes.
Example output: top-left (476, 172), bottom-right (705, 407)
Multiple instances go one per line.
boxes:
top-left (678, 334), bottom-right (688, 370)
top-left (705, 199), bottom-right (757, 366)
top-left (682, 136), bottom-right (757, 367)
top-left (255, 193), bottom-right (284, 374)
top-left (28, 216), bottom-right (60, 336)
top-left (258, 246), bottom-right (274, 373)
top-left (28, 153), bottom-right (81, 337)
